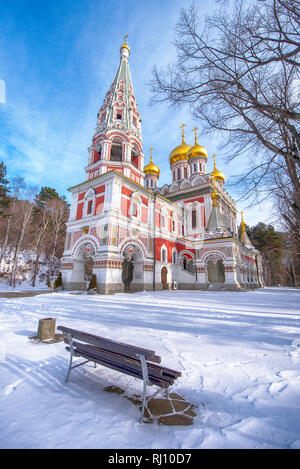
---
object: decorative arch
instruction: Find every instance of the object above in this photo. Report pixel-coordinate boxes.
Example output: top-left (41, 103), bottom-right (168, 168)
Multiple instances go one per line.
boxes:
top-left (201, 250), bottom-right (227, 264)
top-left (192, 176), bottom-right (205, 186)
top-left (178, 250), bottom-right (195, 261)
top-left (180, 180), bottom-right (192, 190)
top-left (84, 187), bottom-right (96, 199)
top-left (170, 183), bottom-right (179, 193)
top-left (71, 234), bottom-right (100, 258)
top-left (106, 131), bottom-right (129, 143)
top-left (129, 137), bottom-right (143, 153)
top-left (160, 185), bottom-right (170, 195)
top-left (119, 237), bottom-right (147, 260)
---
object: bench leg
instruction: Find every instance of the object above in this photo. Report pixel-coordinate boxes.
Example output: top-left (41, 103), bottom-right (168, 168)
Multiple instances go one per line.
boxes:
top-left (137, 354), bottom-right (149, 423)
top-left (65, 333), bottom-right (74, 383)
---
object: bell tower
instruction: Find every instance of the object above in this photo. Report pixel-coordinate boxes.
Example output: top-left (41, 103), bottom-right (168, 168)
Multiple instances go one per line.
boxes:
top-left (85, 37), bottom-right (145, 184)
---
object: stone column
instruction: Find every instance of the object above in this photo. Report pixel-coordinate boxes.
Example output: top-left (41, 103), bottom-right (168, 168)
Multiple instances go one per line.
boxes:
top-left (195, 263), bottom-right (206, 290)
top-left (93, 255), bottom-right (124, 294)
top-left (224, 263), bottom-right (240, 291)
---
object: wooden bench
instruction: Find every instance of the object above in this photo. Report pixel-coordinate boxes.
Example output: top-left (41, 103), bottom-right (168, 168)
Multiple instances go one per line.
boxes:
top-left (58, 326), bottom-right (182, 422)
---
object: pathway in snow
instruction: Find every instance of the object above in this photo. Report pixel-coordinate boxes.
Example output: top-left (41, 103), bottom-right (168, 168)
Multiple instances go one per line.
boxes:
top-left (0, 287), bottom-right (299, 449)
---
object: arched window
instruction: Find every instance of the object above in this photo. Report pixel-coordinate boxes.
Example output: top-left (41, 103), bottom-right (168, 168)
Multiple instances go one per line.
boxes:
top-left (110, 138), bottom-right (123, 162)
top-left (192, 210), bottom-right (197, 229)
top-left (161, 246), bottom-right (167, 263)
top-left (172, 249), bottom-right (177, 264)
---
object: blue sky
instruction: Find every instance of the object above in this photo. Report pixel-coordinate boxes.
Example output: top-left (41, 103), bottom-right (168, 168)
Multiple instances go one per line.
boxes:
top-left (0, 0), bottom-right (274, 226)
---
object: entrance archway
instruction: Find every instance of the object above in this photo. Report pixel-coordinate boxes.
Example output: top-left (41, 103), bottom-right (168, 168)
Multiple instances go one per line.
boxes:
top-left (161, 266), bottom-right (168, 290)
top-left (71, 244), bottom-right (96, 290)
top-left (216, 259), bottom-right (225, 283)
top-left (207, 259), bottom-right (225, 283)
top-left (121, 242), bottom-right (145, 292)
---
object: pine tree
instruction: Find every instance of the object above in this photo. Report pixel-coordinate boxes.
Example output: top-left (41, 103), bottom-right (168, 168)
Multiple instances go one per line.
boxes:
top-left (88, 274), bottom-right (97, 290)
top-left (54, 272), bottom-right (62, 289)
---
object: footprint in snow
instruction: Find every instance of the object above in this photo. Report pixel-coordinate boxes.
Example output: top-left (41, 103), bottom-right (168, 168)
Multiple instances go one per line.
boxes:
top-left (228, 360), bottom-right (254, 367)
top-left (268, 382), bottom-right (288, 394)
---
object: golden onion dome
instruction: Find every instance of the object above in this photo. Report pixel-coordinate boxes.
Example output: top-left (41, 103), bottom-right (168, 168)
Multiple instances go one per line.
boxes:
top-left (211, 153), bottom-right (226, 183)
top-left (169, 124), bottom-right (191, 167)
top-left (187, 127), bottom-right (208, 160)
top-left (144, 148), bottom-right (160, 177)
top-left (120, 35), bottom-right (130, 54)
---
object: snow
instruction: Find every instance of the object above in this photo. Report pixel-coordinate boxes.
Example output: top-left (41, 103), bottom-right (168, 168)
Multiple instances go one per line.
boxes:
top-left (0, 287), bottom-right (299, 449)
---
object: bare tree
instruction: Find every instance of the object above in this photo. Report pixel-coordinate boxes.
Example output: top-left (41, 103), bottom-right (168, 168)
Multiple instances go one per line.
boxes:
top-left (31, 203), bottom-right (51, 287)
top-left (151, 0), bottom-right (300, 200)
top-left (47, 199), bottom-right (69, 281)
top-left (9, 184), bottom-right (37, 287)
top-left (0, 178), bottom-right (27, 267)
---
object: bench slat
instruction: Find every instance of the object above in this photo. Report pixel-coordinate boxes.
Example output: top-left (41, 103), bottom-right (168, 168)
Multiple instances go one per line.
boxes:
top-left (59, 326), bottom-right (161, 364)
top-left (70, 342), bottom-right (176, 384)
top-left (66, 347), bottom-right (172, 388)
top-left (67, 340), bottom-right (181, 380)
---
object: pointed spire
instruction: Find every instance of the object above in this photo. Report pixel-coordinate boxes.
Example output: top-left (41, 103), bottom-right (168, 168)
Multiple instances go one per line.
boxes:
top-left (193, 126), bottom-right (199, 145)
top-left (240, 211), bottom-right (246, 232)
top-left (180, 123), bottom-right (186, 144)
top-left (239, 211), bottom-right (253, 247)
top-left (206, 174), bottom-right (226, 232)
top-left (149, 146), bottom-right (154, 162)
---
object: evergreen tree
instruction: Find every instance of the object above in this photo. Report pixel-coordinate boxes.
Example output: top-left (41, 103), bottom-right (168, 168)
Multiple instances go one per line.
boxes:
top-left (88, 274), bottom-right (97, 290)
top-left (34, 186), bottom-right (66, 211)
top-left (0, 161), bottom-right (10, 217)
top-left (54, 272), bottom-right (62, 289)
top-left (248, 223), bottom-right (284, 286)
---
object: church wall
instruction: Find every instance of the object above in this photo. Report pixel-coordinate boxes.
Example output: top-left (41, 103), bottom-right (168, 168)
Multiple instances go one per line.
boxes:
top-left (60, 40), bottom-right (263, 294)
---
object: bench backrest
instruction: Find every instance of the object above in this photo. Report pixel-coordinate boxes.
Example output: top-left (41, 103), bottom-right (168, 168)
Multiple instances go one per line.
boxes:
top-left (57, 325), bottom-right (162, 363)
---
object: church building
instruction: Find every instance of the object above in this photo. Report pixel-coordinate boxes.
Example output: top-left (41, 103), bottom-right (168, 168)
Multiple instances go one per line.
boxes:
top-left (60, 39), bottom-right (264, 293)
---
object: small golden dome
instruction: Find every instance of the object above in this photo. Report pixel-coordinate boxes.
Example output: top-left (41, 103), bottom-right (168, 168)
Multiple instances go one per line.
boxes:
top-left (144, 148), bottom-right (160, 177)
top-left (187, 127), bottom-right (208, 160)
top-left (120, 35), bottom-right (130, 54)
top-left (240, 211), bottom-right (246, 233)
top-left (211, 153), bottom-right (226, 183)
top-left (169, 124), bottom-right (191, 166)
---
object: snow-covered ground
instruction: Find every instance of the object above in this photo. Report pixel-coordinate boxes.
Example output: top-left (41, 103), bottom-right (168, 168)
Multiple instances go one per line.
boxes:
top-left (0, 287), bottom-right (299, 449)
